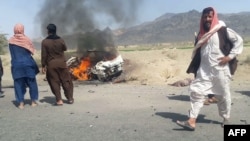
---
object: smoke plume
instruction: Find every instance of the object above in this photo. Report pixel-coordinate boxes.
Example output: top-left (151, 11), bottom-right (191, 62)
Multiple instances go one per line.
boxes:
top-left (36, 0), bottom-right (143, 36)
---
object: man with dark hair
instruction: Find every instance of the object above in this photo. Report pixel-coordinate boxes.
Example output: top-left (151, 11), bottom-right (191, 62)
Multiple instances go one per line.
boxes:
top-left (176, 7), bottom-right (243, 131)
top-left (41, 23), bottom-right (74, 106)
top-left (47, 24), bottom-right (57, 34)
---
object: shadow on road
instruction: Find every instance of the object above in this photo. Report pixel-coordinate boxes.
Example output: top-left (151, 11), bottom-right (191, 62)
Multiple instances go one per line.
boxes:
top-left (235, 90), bottom-right (250, 97)
top-left (155, 111), bottom-right (221, 131)
top-left (167, 95), bottom-right (190, 102)
top-left (39, 96), bottom-right (56, 105)
top-left (11, 99), bottom-right (33, 107)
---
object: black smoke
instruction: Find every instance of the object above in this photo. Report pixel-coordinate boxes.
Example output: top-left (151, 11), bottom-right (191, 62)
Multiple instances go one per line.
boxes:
top-left (76, 27), bottom-right (118, 65)
top-left (36, 0), bottom-right (144, 65)
top-left (36, 0), bottom-right (144, 36)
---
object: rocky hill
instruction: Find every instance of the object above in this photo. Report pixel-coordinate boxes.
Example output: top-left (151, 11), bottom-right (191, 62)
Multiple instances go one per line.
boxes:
top-left (113, 10), bottom-right (250, 45)
top-left (33, 10), bottom-right (250, 49)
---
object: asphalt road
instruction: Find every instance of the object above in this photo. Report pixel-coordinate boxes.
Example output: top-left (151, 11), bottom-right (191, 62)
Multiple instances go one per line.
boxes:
top-left (0, 80), bottom-right (250, 141)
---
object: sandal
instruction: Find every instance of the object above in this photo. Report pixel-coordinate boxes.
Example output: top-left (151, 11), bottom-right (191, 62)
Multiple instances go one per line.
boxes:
top-left (204, 97), bottom-right (218, 105)
top-left (53, 100), bottom-right (63, 106)
top-left (176, 120), bottom-right (195, 131)
top-left (53, 102), bottom-right (63, 106)
top-left (68, 99), bottom-right (74, 104)
top-left (203, 99), bottom-right (210, 105)
top-left (221, 118), bottom-right (229, 128)
top-left (208, 97), bottom-right (218, 103)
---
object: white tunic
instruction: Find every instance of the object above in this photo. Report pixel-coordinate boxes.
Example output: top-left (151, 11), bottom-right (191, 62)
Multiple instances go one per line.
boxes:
top-left (189, 28), bottom-right (243, 95)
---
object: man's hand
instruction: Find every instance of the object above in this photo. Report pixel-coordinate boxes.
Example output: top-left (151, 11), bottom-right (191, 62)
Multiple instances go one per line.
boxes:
top-left (42, 67), bottom-right (47, 74)
top-left (218, 56), bottom-right (231, 66)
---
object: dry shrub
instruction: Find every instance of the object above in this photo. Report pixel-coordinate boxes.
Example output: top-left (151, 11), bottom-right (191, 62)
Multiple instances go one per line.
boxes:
top-left (161, 69), bottom-right (174, 80)
top-left (161, 68), bottom-right (181, 81)
top-left (1, 57), bottom-right (9, 66)
top-left (161, 48), bottom-right (178, 60)
top-left (127, 76), bottom-right (138, 81)
top-left (244, 55), bottom-right (250, 65)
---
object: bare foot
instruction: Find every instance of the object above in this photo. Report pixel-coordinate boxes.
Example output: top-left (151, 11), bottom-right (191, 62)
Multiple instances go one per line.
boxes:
top-left (55, 100), bottom-right (63, 106)
top-left (208, 97), bottom-right (218, 103)
top-left (18, 102), bottom-right (24, 109)
top-left (203, 99), bottom-right (210, 105)
top-left (31, 101), bottom-right (38, 107)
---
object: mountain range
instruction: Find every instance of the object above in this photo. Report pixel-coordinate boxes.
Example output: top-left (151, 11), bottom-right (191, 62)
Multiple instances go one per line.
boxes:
top-left (113, 10), bottom-right (250, 45)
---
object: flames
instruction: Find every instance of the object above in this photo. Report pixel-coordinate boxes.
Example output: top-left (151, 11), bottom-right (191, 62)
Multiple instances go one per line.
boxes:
top-left (68, 53), bottom-right (124, 82)
top-left (70, 57), bottom-right (91, 80)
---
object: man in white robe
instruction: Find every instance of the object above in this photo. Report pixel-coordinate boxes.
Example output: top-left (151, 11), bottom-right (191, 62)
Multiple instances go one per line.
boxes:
top-left (176, 7), bottom-right (243, 131)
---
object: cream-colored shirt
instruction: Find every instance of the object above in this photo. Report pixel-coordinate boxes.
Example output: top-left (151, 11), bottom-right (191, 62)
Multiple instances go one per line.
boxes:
top-left (189, 27), bottom-right (243, 95)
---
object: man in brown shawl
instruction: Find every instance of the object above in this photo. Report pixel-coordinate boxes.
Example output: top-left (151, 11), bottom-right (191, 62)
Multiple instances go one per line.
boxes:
top-left (41, 23), bottom-right (74, 106)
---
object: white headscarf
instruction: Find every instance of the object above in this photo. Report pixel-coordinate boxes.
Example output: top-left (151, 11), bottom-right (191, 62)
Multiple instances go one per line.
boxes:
top-left (219, 20), bottom-right (226, 27)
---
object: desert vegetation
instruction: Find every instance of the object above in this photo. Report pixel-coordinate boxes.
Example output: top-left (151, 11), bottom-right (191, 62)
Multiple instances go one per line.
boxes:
top-left (0, 33), bottom-right (8, 55)
top-left (1, 31), bottom-right (250, 86)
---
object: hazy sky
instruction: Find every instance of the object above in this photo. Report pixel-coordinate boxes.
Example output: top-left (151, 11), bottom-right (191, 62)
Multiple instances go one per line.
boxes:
top-left (0, 0), bottom-right (249, 39)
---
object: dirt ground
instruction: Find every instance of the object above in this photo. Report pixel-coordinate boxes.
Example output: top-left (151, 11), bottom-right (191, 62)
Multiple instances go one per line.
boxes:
top-left (0, 47), bottom-right (250, 141)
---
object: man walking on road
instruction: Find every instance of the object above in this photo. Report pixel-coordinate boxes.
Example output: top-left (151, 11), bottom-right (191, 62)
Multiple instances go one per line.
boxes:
top-left (176, 7), bottom-right (243, 131)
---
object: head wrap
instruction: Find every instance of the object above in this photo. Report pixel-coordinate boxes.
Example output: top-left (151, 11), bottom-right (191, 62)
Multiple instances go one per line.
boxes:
top-left (198, 7), bottom-right (219, 40)
top-left (8, 23), bottom-right (35, 54)
top-left (191, 7), bottom-right (222, 58)
top-left (219, 20), bottom-right (226, 26)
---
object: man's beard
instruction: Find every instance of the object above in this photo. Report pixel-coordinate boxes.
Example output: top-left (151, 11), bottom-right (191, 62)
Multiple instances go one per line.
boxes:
top-left (203, 22), bottom-right (211, 32)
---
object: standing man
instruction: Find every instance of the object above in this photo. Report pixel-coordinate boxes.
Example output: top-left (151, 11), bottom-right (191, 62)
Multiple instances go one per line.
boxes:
top-left (41, 23), bottom-right (74, 106)
top-left (176, 7), bottom-right (243, 131)
top-left (9, 23), bottom-right (40, 109)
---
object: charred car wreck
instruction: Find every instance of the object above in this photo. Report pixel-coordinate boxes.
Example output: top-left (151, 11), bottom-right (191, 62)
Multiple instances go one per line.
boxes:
top-left (65, 28), bottom-right (124, 82)
top-left (67, 53), bottom-right (123, 82)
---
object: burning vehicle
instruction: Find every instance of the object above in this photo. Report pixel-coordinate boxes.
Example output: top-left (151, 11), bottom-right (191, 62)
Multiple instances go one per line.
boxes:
top-left (67, 53), bottom-right (123, 82)
top-left (90, 54), bottom-right (123, 81)
top-left (66, 28), bottom-right (124, 82)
